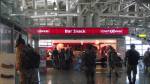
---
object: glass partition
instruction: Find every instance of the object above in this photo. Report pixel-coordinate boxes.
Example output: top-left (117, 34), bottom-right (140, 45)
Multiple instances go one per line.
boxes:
top-left (125, 36), bottom-right (150, 56)
top-left (0, 24), bottom-right (12, 53)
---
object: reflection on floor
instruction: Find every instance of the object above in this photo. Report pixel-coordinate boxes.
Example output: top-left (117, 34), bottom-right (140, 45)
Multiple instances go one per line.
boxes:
top-left (39, 66), bottom-right (150, 84)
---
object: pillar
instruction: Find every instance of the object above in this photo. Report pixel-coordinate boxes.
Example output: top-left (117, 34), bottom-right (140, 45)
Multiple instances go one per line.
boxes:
top-left (117, 37), bottom-right (126, 59)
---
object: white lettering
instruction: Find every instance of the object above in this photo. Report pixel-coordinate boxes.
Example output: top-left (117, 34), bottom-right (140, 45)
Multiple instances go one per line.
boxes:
top-left (73, 29), bottom-right (86, 33)
top-left (38, 30), bottom-right (49, 33)
top-left (65, 29), bottom-right (86, 34)
top-left (65, 29), bottom-right (72, 33)
top-left (101, 29), bottom-right (123, 34)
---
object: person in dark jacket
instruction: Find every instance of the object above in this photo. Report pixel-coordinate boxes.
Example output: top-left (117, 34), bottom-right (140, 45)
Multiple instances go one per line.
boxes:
top-left (82, 44), bottom-right (97, 84)
top-left (52, 47), bottom-right (59, 69)
top-left (108, 45), bottom-right (120, 77)
top-left (143, 48), bottom-right (150, 72)
top-left (125, 44), bottom-right (140, 84)
top-left (16, 35), bottom-right (40, 84)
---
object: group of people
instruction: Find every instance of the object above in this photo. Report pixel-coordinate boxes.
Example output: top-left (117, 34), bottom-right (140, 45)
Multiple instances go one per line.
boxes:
top-left (52, 47), bottom-right (74, 70)
top-left (81, 44), bottom-right (122, 84)
top-left (82, 44), bottom-right (141, 84)
top-left (15, 34), bottom-right (147, 84)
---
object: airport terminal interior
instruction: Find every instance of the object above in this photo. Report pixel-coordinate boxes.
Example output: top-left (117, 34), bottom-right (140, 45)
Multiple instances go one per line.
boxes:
top-left (1, 0), bottom-right (150, 84)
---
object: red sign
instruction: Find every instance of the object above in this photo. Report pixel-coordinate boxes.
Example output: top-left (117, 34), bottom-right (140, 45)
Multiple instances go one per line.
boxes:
top-left (26, 27), bottom-right (128, 35)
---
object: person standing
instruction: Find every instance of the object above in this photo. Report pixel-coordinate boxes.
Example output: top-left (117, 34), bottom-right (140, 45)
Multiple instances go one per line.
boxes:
top-left (65, 47), bottom-right (74, 70)
top-left (16, 35), bottom-right (40, 84)
top-left (143, 48), bottom-right (150, 72)
top-left (52, 47), bottom-right (59, 69)
top-left (108, 46), bottom-right (120, 77)
top-left (82, 44), bottom-right (97, 84)
top-left (125, 44), bottom-right (140, 84)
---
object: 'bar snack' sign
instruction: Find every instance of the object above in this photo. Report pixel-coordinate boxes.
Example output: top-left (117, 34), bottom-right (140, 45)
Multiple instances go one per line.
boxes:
top-left (27, 27), bottom-right (128, 35)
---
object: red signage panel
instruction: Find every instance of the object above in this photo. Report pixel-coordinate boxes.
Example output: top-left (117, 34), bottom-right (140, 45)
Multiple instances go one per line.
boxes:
top-left (27, 27), bottom-right (128, 35)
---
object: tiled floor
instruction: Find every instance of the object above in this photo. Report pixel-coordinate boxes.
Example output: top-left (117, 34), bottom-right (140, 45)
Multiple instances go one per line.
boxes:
top-left (39, 66), bottom-right (150, 84)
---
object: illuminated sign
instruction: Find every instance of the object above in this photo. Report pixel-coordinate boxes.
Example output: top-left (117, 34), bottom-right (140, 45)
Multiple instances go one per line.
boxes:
top-left (37, 29), bottom-right (49, 33)
top-left (65, 29), bottom-right (86, 34)
top-left (138, 34), bottom-right (147, 38)
top-left (26, 27), bottom-right (128, 36)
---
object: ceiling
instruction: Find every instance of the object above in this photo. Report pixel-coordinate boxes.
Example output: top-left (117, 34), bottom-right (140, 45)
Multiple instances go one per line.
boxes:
top-left (1, 0), bottom-right (150, 42)
top-left (1, 0), bottom-right (150, 29)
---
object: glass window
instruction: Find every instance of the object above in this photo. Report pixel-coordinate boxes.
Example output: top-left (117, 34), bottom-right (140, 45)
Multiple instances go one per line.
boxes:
top-left (126, 40), bottom-right (130, 44)
top-left (135, 45), bottom-right (142, 50)
top-left (126, 45), bottom-right (130, 50)
top-left (125, 36), bottom-right (148, 56)
top-left (125, 36), bottom-right (130, 40)
top-left (22, 34), bottom-right (28, 44)
top-left (0, 25), bottom-right (12, 53)
top-left (131, 37), bottom-right (136, 41)
top-left (130, 40), bottom-right (142, 44)
top-left (143, 45), bottom-right (150, 50)
top-left (136, 50), bottom-right (142, 56)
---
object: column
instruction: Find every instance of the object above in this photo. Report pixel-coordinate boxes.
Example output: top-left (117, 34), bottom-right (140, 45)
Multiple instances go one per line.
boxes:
top-left (117, 37), bottom-right (126, 59)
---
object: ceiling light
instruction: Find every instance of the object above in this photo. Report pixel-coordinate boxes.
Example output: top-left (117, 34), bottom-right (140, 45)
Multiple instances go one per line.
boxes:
top-left (45, 12), bottom-right (48, 15)
top-left (20, 6), bottom-right (24, 11)
top-left (54, 7), bottom-right (58, 10)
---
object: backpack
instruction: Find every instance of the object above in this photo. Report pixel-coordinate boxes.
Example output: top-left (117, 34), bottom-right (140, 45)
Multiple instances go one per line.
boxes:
top-left (20, 46), bottom-right (40, 69)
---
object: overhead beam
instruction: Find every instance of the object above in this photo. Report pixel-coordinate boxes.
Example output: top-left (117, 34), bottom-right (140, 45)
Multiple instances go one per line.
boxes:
top-left (30, 13), bottom-right (78, 18)
top-left (142, 3), bottom-right (150, 11)
top-left (99, 14), bottom-right (144, 19)
top-left (120, 2), bottom-right (136, 11)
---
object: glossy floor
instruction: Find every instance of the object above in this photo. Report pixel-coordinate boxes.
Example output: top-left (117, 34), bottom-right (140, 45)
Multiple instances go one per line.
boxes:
top-left (39, 67), bottom-right (150, 84)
